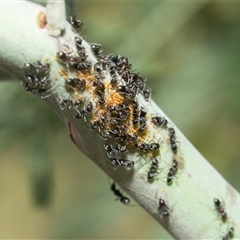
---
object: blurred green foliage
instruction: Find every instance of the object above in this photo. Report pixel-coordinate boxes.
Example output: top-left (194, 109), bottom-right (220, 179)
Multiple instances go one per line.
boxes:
top-left (0, 1), bottom-right (240, 239)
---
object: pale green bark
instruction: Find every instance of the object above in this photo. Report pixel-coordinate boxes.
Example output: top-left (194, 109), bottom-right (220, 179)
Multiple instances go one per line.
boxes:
top-left (0, 1), bottom-right (239, 239)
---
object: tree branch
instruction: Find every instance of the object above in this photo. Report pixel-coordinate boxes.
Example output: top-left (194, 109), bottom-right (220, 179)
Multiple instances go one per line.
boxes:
top-left (0, 1), bottom-right (239, 239)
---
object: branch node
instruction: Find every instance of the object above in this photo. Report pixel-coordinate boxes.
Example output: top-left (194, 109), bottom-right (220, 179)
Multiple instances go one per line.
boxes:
top-left (46, 0), bottom-right (66, 37)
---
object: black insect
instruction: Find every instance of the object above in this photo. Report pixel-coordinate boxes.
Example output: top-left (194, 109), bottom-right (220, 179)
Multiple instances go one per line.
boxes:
top-left (22, 61), bottom-right (50, 95)
top-left (57, 51), bottom-right (80, 68)
top-left (104, 144), bottom-right (119, 158)
top-left (214, 198), bottom-right (227, 221)
top-left (138, 118), bottom-right (147, 132)
top-left (222, 227), bottom-right (234, 240)
top-left (132, 112), bottom-right (140, 125)
top-left (85, 101), bottom-right (93, 112)
top-left (169, 127), bottom-right (175, 136)
top-left (116, 85), bottom-right (127, 95)
top-left (75, 61), bottom-right (92, 72)
top-left (65, 78), bottom-right (86, 90)
top-left (149, 143), bottom-right (160, 151)
top-left (151, 116), bottom-right (168, 128)
top-left (147, 157), bottom-right (159, 181)
top-left (110, 74), bottom-right (118, 87)
top-left (169, 127), bottom-right (178, 154)
top-left (75, 109), bottom-right (87, 121)
top-left (77, 48), bottom-right (88, 62)
top-left (158, 197), bottom-right (170, 218)
top-left (90, 120), bottom-right (100, 131)
top-left (56, 51), bottom-right (69, 67)
top-left (109, 158), bottom-right (134, 170)
top-left (127, 133), bottom-right (138, 144)
top-left (92, 79), bottom-right (105, 94)
top-left (75, 36), bottom-right (84, 52)
top-left (111, 183), bottom-right (130, 204)
top-left (131, 100), bottom-right (139, 110)
top-left (118, 109), bottom-right (129, 121)
top-left (139, 107), bottom-right (147, 118)
top-left (167, 159), bottom-right (179, 185)
top-left (98, 94), bottom-right (105, 105)
top-left (114, 133), bottom-right (127, 144)
top-left (75, 101), bottom-right (93, 121)
top-left (116, 144), bottom-right (127, 154)
top-left (109, 118), bottom-right (119, 126)
top-left (58, 98), bottom-right (82, 110)
top-left (125, 87), bottom-right (137, 99)
top-left (94, 63), bottom-right (103, 72)
top-left (57, 51), bottom-right (67, 61)
top-left (136, 142), bottom-right (149, 152)
top-left (135, 75), bottom-right (146, 91)
top-left (101, 129), bottom-right (114, 140)
top-left (23, 61), bottom-right (50, 75)
top-left (90, 114), bottom-right (106, 131)
top-left (23, 75), bottom-right (50, 94)
top-left (23, 62), bottom-right (33, 72)
top-left (104, 144), bottom-right (112, 152)
top-left (33, 61), bottom-right (50, 74)
top-left (70, 16), bottom-right (83, 32)
top-left (142, 89), bottom-right (151, 101)
top-left (90, 43), bottom-right (102, 56)
top-left (75, 36), bottom-right (83, 45)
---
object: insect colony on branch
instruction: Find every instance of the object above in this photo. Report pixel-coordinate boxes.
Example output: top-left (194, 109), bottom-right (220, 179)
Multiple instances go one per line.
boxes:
top-left (21, 16), bottom-right (235, 239)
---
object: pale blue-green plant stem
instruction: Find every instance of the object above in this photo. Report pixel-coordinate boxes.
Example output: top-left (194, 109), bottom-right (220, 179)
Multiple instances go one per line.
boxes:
top-left (0, 1), bottom-right (239, 239)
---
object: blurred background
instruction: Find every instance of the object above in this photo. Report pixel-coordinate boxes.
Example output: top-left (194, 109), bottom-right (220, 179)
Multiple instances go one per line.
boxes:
top-left (0, 1), bottom-right (240, 239)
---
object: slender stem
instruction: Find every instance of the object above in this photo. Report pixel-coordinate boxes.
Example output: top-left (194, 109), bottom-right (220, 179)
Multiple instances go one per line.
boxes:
top-left (0, 1), bottom-right (239, 239)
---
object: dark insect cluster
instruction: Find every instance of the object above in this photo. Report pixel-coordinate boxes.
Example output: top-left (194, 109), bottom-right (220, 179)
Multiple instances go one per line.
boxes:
top-left (22, 15), bottom-right (181, 218)
top-left (51, 16), bottom-right (183, 206)
top-left (21, 15), bottom-right (237, 239)
top-left (22, 61), bottom-right (50, 95)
